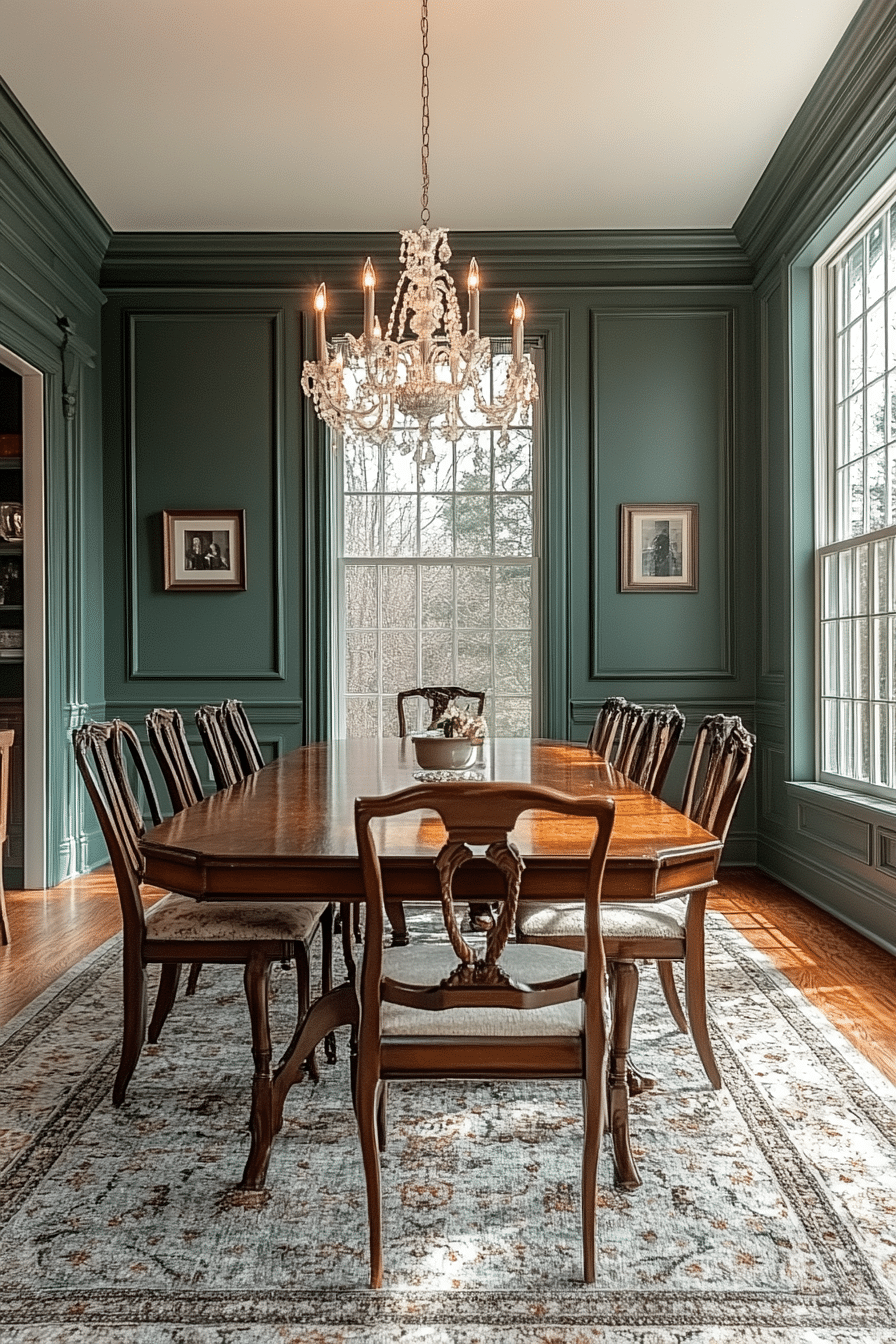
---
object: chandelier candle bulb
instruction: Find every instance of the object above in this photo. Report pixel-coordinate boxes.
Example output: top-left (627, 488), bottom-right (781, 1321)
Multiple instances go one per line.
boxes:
top-left (467, 258), bottom-right (480, 334)
top-left (512, 294), bottom-right (525, 363)
top-left (362, 259), bottom-right (376, 341)
top-left (314, 284), bottom-right (328, 362)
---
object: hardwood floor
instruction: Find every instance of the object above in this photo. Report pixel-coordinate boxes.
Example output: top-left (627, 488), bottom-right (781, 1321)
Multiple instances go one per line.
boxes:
top-left (1, 865), bottom-right (894, 1086)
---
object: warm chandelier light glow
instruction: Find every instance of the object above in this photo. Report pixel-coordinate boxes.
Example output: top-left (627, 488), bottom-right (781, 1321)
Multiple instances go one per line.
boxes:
top-left (300, 0), bottom-right (538, 465)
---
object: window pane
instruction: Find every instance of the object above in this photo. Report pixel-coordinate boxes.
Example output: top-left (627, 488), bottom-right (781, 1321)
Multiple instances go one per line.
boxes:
top-left (338, 348), bottom-right (538, 738)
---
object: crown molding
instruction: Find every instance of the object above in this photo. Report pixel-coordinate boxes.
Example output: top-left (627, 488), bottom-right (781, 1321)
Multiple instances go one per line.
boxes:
top-left (734, 0), bottom-right (896, 273)
top-left (0, 78), bottom-right (111, 283)
top-left (101, 228), bottom-right (753, 291)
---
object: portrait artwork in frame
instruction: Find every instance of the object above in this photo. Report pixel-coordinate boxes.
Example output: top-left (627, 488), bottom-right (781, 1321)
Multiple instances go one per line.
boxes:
top-left (163, 510), bottom-right (246, 592)
top-left (619, 503), bottom-right (698, 593)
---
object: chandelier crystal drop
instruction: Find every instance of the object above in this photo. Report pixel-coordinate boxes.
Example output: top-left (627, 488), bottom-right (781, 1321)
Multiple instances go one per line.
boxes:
top-left (300, 0), bottom-right (538, 466)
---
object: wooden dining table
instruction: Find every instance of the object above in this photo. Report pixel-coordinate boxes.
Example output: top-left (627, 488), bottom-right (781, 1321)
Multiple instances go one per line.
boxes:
top-left (140, 737), bottom-right (721, 1190)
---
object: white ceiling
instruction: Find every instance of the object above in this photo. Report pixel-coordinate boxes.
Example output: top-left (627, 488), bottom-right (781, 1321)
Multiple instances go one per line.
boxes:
top-left (1, 0), bottom-right (864, 234)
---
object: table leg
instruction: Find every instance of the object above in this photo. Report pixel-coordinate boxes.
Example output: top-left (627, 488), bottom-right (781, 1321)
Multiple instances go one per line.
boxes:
top-left (240, 981), bottom-right (360, 1191)
top-left (608, 958), bottom-right (642, 1191)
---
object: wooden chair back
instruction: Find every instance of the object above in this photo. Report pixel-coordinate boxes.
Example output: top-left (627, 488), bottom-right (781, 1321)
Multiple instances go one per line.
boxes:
top-left (73, 721), bottom-right (153, 942)
top-left (220, 699), bottom-right (265, 774)
top-left (145, 707), bottom-right (205, 813)
top-left (681, 714), bottom-right (754, 853)
top-left (355, 782), bottom-right (615, 1019)
top-left (627, 704), bottom-right (685, 796)
top-left (587, 696), bottom-right (628, 756)
top-left (396, 685), bottom-right (487, 737)
top-left (611, 701), bottom-right (647, 776)
top-left (195, 704), bottom-right (243, 789)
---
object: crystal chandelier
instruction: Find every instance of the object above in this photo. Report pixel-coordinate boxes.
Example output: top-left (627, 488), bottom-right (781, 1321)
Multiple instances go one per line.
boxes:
top-left (301, 0), bottom-right (538, 466)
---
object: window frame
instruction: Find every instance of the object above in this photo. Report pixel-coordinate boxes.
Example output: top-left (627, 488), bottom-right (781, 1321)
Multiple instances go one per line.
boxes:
top-left (814, 169), bottom-right (896, 801)
top-left (332, 345), bottom-right (543, 740)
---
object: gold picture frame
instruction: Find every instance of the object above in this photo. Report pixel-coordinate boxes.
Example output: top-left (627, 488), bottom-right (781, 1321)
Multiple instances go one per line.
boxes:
top-left (619, 503), bottom-right (698, 593)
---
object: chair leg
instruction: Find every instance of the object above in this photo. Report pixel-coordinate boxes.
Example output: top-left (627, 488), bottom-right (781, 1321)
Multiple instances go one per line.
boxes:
top-left (580, 1072), bottom-right (602, 1283)
top-left (352, 901), bottom-right (362, 943)
top-left (657, 960), bottom-right (688, 1033)
top-left (186, 962), bottom-right (202, 995)
top-left (683, 898), bottom-right (722, 1090)
top-left (113, 956), bottom-right (148, 1106)
top-left (357, 1070), bottom-right (384, 1288)
top-left (240, 951), bottom-right (275, 1191)
top-left (384, 900), bottom-right (409, 946)
top-left (322, 904), bottom-right (337, 1064)
top-left (147, 962), bottom-right (182, 1044)
top-left (295, 944), bottom-right (319, 1083)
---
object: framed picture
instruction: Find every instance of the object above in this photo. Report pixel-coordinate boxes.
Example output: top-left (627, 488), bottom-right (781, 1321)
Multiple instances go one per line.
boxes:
top-left (0, 503), bottom-right (23, 542)
top-left (619, 503), bottom-right (698, 593)
top-left (163, 510), bottom-right (246, 592)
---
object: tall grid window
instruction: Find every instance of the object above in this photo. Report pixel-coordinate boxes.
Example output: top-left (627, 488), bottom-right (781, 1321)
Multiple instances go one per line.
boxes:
top-left (818, 191), bottom-right (896, 791)
top-left (337, 350), bottom-right (539, 738)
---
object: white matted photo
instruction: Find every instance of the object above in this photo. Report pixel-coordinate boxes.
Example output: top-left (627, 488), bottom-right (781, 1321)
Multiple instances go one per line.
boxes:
top-left (619, 503), bottom-right (698, 593)
top-left (163, 510), bottom-right (246, 591)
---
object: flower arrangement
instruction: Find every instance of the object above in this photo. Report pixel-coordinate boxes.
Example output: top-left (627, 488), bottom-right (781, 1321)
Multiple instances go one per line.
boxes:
top-left (430, 700), bottom-right (488, 742)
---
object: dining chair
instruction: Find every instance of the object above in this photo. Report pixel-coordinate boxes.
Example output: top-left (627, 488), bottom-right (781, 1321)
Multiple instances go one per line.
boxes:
top-left (587, 695), bottom-right (629, 757)
top-left (195, 702), bottom-right (243, 788)
top-left (145, 706), bottom-right (208, 996)
top-left (396, 684), bottom-right (486, 737)
top-left (626, 704), bottom-right (685, 796)
top-left (73, 719), bottom-right (333, 1186)
top-left (145, 707), bottom-right (204, 813)
top-left (0, 728), bottom-right (14, 944)
top-left (220, 698), bottom-right (266, 774)
top-left (353, 779), bottom-right (616, 1287)
top-left (517, 714), bottom-right (754, 1093)
top-left (390, 683), bottom-right (489, 945)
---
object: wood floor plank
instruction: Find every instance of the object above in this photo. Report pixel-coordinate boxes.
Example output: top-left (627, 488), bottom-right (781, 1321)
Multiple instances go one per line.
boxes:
top-left (2, 865), bottom-right (894, 1090)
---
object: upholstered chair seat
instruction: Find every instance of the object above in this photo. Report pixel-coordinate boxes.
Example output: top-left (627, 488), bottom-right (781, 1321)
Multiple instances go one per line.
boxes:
top-left (517, 899), bottom-right (687, 944)
top-left (147, 894), bottom-right (328, 944)
top-left (381, 942), bottom-right (586, 1037)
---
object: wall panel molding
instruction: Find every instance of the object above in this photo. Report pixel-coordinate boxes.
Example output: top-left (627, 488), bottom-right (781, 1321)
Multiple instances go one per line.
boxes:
top-left (123, 308), bottom-right (286, 682)
top-left (590, 305), bottom-right (737, 682)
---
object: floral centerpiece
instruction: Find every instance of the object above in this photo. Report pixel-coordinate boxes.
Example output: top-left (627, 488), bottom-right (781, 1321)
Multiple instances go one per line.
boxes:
top-left (430, 700), bottom-right (488, 742)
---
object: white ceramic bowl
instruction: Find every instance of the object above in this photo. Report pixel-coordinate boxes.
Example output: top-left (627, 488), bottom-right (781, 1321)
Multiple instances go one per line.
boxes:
top-left (411, 734), bottom-right (483, 770)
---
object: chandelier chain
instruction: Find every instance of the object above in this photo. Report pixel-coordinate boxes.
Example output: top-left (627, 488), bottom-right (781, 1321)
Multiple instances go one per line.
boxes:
top-left (420, 0), bottom-right (430, 226)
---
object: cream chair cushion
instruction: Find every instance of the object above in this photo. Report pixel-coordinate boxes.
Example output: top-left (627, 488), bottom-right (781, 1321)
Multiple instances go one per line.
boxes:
top-left (146, 892), bottom-right (327, 943)
top-left (517, 897), bottom-right (687, 942)
top-left (380, 942), bottom-right (585, 1037)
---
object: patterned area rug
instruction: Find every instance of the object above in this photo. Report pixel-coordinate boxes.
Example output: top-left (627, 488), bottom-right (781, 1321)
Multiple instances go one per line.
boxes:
top-left (2, 906), bottom-right (896, 1344)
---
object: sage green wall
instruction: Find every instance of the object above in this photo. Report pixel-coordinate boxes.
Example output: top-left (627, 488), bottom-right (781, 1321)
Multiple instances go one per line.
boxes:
top-left (102, 294), bottom-right (304, 771)
top-left (101, 236), bottom-right (757, 858)
top-left (736, 0), bottom-right (896, 952)
top-left (0, 78), bottom-right (110, 883)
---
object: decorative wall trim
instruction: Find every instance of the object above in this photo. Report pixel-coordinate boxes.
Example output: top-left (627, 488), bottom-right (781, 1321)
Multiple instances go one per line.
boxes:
top-left (758, 267), bottom-right (787, 680)
top-left (101, 229), bottom-right (754, 291)
top-left (123, 309), bottom-right (287, 682)
top-left (758, 834), bottom-right (896, 958)
top-left (0, 78), bottom-right (110, 279)
top-left (797, 800), bottom-right (872, 864)
top-left (735, 2), bottom-right (896, 276)
top-left (589, 305), bottom-right (737, 682)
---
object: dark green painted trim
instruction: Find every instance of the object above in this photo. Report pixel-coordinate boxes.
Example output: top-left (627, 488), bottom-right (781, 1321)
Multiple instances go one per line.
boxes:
top-left (122, 309), bottom-right (288, 682)
top-left (534, 312), bottom-right (569, 740)
top-left (300, 310), bottom-right (333, 747)
top-left (589, 305), bottom-right (738, 682)
top-left (0, 78), bottom-right (110, 277)
top-left (735, 0), bottom-right (896, 277)
top-left (101, 229), bottom-right (753, 291)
